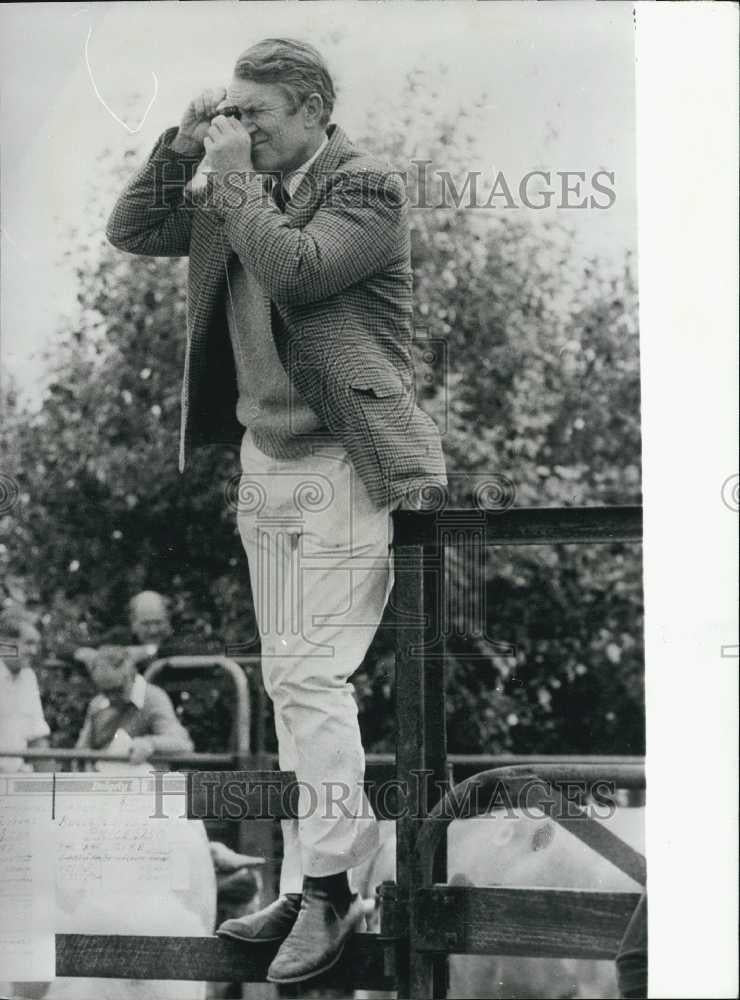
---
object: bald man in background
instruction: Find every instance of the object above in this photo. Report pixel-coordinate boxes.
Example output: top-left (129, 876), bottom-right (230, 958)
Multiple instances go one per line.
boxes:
top-left (128, 590), bottom-right (174, 648)
top-left (73, 590), bottom-right (174, 671)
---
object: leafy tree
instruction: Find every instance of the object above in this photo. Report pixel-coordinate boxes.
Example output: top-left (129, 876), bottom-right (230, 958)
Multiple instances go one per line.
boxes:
top-left (354, 71), bottom-right (643, 755)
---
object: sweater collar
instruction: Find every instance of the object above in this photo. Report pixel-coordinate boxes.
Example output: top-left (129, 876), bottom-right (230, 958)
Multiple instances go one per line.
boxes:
top-left (284, 133), bottom-right (329, 200)
top-left (282, 123), bottom-right (357, 224)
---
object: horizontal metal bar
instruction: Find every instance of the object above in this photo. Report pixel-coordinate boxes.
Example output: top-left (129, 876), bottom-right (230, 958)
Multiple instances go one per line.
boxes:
top-left (477, 763), bottom-right (646, 789)
top-left (41, 653), bottom-right (261, 670)
top-left (392, 505), bottom-right (642, 547)
top-left (41, 655), bottom-right (262, 671)
top-left (186, 754), bottom-right (645, 778)
top-left (147, 655), bottom-right (256, 670)
top-left (4, 748), bottom-right (645, 769)
top-left (0, 748), bottom-right (237, 765)
top-left (414, 886), bottom-right (641, 958)
top-left (367, 753), bottom-right (645, 777)
top-left (55, 933), bottom-right (396, 988)
top-left (440, 754), bottom-right (645, 769)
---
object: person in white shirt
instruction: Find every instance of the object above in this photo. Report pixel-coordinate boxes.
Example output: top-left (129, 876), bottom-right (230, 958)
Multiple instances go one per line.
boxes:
top-left (0, 610), bottom-right (51, 773)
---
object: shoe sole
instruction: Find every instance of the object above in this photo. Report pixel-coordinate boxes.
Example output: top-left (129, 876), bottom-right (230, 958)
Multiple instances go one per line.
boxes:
top-left (216, 927), bottom-right (287, 944)
top-left (266, 939), bottom-right (347, 984)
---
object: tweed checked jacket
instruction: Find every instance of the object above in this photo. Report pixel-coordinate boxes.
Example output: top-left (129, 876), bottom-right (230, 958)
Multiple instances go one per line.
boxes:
top-left (106, 123), bottom-right (447, 508)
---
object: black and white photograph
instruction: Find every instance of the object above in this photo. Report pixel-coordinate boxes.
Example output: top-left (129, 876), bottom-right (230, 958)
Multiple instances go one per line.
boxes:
top-left (0, 3), bottom-right (736, 999)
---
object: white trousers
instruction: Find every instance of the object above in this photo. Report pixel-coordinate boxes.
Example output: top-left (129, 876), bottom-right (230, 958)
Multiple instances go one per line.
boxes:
top-left (237, 429), bottom-right (398, 893)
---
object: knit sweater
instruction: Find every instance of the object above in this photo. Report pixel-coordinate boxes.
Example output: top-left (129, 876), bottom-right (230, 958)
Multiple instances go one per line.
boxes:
top-left (224, 256), bottom-right (333, 458)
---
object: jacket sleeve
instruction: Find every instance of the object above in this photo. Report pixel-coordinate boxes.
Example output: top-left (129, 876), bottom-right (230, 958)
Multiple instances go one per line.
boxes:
top-left (106, 127), bottom-right (202, 258)
top-left (217, 168), bottom-right (407, 306)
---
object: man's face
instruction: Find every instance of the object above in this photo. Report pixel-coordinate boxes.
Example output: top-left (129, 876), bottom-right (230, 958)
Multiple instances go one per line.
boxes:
top-left (219, 78), bottom-right (316, 176)
top-left (89, 654), bottom-right (135, 702)
top-left (6, 624), bottom-right (40, 674)
top-left (130, 604), bottom-right (170, 645)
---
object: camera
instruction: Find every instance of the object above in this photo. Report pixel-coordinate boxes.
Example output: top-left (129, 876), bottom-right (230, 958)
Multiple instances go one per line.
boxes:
top-left (186, 105), bottom-right (245, 201)
top-left (215, 105), bottom-right (242, 121)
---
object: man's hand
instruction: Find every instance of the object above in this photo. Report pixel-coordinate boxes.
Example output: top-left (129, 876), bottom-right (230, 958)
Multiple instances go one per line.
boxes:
top-left (28, 736), bottom-right (56, 773)
top-left (173, 86), bottom-right (227, 155)
top-left (203, 114), bottom-right (253, 179)
top-left (129, 736), bottom-right (155, 764)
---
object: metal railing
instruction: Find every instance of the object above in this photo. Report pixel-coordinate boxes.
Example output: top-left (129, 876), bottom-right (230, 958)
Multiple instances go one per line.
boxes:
top-left (144, 655), bottom-right (253, 768)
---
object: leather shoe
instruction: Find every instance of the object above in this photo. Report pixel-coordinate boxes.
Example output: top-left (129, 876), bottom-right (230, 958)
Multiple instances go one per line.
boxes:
top-left (266, 888), bottom-right (365, 983)
top-left (216, 893), bottom-right (302, 943)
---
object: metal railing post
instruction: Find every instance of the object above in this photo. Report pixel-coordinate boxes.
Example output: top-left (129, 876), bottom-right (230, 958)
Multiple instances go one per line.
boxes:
top-left (145, 656), bottom-right (251, 853)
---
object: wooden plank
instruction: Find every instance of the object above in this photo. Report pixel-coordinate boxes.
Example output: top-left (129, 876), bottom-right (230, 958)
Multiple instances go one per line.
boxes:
top-left (414, 886), bottom-right (642, 959)
top-left (391, 541), bottom-right (452, 998)
top-left (393, 542), bottom-right (427, 999)
top-left (420, 544), bottom-right (449, 820)
top-left (422, 542), bottom-right (450, 999)
top-left (55, 932), bottom-right (396, 989)
top-left (393, 505), bottom-right (642, 548)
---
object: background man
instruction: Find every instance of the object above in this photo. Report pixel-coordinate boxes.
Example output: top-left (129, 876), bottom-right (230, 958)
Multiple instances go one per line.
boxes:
top-left (0, 609), bottom-right (52, 772)
top-left (73, 590), bottom-right (173, 671)
top-left (127, 590), bottom-right (174, 647)
top-left (76, 645), bottom-right (194, 765)
top-left (106, 36), bottom-right (447, 983)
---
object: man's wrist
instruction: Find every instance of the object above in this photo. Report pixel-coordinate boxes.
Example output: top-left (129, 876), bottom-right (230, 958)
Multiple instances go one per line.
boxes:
top-left (170, 131), bottom-right (203, 157)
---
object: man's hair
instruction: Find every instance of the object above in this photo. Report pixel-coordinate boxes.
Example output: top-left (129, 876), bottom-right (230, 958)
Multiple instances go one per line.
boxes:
top-left (128, 591), bottom-right (169, 621)
top-left (233, 38), bottom-right (336, 126)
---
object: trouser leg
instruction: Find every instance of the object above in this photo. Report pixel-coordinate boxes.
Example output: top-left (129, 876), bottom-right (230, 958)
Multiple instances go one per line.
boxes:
top-left (237, 435), bottom-right (395, 891)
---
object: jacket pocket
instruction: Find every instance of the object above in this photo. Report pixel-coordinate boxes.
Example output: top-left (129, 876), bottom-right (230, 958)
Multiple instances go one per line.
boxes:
top-left (349, 370), bottom-right (409, 398)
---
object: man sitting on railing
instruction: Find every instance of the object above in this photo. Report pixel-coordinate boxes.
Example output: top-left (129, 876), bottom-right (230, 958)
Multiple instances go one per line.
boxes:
top-left (0, 609), bottom-right (52, 773)
top-left (106, 32), bottom-right (447, 984)
top-left (75, 645), bottom-right (194, 766)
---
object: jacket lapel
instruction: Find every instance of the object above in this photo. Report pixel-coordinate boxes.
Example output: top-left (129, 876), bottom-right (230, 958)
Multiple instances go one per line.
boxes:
top-left (189, 211), bottom-right (233, 341)
top-left (284, 124), bottom-right (356, 228)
